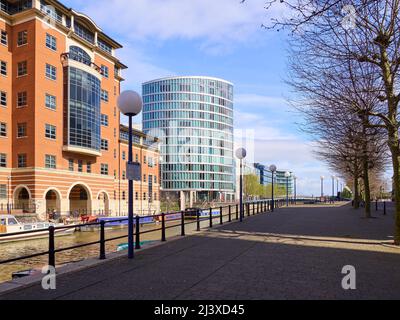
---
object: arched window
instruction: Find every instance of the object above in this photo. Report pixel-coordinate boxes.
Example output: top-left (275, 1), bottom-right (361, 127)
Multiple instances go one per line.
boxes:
top-left (69, 46), bottom-right (91, 66)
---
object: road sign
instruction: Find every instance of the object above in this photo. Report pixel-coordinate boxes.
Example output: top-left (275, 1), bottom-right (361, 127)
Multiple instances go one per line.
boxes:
top-left (126, 162), bottom-right (141, 181)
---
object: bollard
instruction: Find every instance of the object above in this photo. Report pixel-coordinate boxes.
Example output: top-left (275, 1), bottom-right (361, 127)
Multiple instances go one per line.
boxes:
top-left (209, 208), bottom-right (213, 228)
top-left (196, 209), bottom-right (201, 231)
top-left (181, 211), bottom-right (185, 236)
top-left (220, 206), bottom-right (223, 225)
top-left (236, 204), bottom-right (239, 220)
top-left (135, 215), bottom-right (141, 250)
top-left (384, 202), bottom-right (387, 216)
top-left (376, 200), bottom-right (378, 212)
top-left (48, 226), bottom-right (55, 268)
top-left (161, 213), bottom-right (166, 242)
top-left (247, 203), bottom-right (251, 217)
top-left (100, 220), bottom-right (106, 260)
top-left (229, 205), bottom-right (232, 222)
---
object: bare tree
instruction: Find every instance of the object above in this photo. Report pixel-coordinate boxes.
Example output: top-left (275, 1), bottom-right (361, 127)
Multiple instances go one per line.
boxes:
top-left (253, 0), bottom-right (399, 241)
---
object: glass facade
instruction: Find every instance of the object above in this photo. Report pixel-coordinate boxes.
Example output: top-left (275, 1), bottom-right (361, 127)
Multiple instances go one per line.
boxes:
top-left (68, 67), bottom-right (101, 152)
top-left (142, 76), bottom-right (234, 194)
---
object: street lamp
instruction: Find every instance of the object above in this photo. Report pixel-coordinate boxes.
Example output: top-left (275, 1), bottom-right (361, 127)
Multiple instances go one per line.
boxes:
top-left (331, 175), bottom-right (335, 202)
top-left (269, 165), bottom-right (277, 212)
top-left (236, 148), bottom-right (247, 222)
top-left (320, 176), bottom-right (325, 200)
top-left (285, 172), bottom-right (291, 207)
top-left (117, 90), bottom-right (143, 259)
top-left (7, 176), bottom-right (11, 214)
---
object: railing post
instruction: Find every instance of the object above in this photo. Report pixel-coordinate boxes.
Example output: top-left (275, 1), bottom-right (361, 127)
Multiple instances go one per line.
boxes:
top-left (376, 200), bottom-right (378, 212)
top-left (100, 220), bottom-right (106, 260)
top-left (228, 205), bottom-right (232, 222)
top-left (197, 209), bottom-right (201, 231)
top-left (181, 211), bottom-right (185, 236)
top-left (135, 215), bottom-right (141, 250)
top-left (48, 226), bottom-right (55, 268)
top-left (384, 202), bottom-right (387, 216)
top-left (161, 213), bottom-right (166, 242)
top-left (248, 203), bottom-right (250, 217)
top-left (236, 204), bottom-right (239, 220)
top-left (209, 208), bottom-right (213, 228)
top-left (220, 206), bottom-right (223, 225)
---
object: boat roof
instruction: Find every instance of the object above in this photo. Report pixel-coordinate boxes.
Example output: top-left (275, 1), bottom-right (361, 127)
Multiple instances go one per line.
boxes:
top-left (0, 215), bottom-right (16, 219)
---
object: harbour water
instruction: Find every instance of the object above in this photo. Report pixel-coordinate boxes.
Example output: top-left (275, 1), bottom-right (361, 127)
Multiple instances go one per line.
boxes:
top-left (0, 214), bottom-right (221, 283)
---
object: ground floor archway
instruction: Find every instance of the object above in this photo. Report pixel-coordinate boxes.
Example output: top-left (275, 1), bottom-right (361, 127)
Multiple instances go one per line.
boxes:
top-left (14, 186), bottom-right (31, 211)
top-left (97, 191), bottom-right (110, 216)
top-left (69, 184), bottom-right (91, 217)
top-left (45, 189), bottom-right (61, 218)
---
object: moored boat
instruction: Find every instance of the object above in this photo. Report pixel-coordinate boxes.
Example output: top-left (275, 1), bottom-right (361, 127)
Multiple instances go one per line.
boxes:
top-left (0, 215), bottom-right (75, 244)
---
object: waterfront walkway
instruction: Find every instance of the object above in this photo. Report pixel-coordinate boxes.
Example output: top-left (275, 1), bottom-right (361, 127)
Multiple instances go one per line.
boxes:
top-left (1, 203), bottom-right (400, 300)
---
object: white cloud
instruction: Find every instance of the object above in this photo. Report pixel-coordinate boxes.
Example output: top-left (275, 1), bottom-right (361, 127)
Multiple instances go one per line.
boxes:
top-left (74, 0), bottom-right (286, 53)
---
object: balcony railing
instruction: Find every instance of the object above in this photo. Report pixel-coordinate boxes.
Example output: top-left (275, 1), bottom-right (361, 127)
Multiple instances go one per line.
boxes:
top-left (61, 52), bottom-right (103, 75)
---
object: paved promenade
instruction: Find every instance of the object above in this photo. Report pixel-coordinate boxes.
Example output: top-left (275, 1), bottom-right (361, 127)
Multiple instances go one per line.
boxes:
top-left (1, 203), bottom-right (400, 300)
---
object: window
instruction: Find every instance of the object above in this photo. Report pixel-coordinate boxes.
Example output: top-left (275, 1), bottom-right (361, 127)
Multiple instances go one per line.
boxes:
top-left (122, 191), bottom-right (126, 201)
top-left (101, 90), bottom-right (109, 102)
top-left (0, 61), bottom-right (6, 76)
top-left (154, 193), bottom-right (157, 201)
top-left (122, 151), bottom-right (126, 161)
top-left (17, 61), bottom-right (27, 76)
top-left (0, 185), bottom-right (6, 199)
top-left (98, 39), bottom-right (112, 54)
top-left (87, 162), bottom-right (92, 173)
top-left (17, 123), bottom-right (27, 138)
top-left (45, 154), bottom-right (56, 169)
top-left (17, 30), bottom-right (27, 46)
top-left (101, 65), bottom-right (109, 78)
top-left (143, 174), bottom-right (147, 183)
top-left (101, 164), bottom-right (109, 175)
top-left (45, 124), bottom-right (56, 140)
top-left (0, 91), bottom-right (6, 106)
top-left (78, 160), bottom-right (83, 172)
top-left (114, 149), bottom-right (116, 159)
top-left (45, 64), bottom-right (56, 80)
top-left (154, 176), bottom-right (157, 184)
top-left (45, 33), bottom-right (57, 50)
top-left (143, 192), bottom-right (147, 201)
top-left (18, 154), bottom-right (26, 168)
top-left (1, 30), bottom-right (7, 46)
top-left (45, 94), bottom-right (56, 110)
top-left (101, 139), bottom-right (109, 151)
top-left (69, 159), bottom-right (74, 171)
top-left (0, 153), bottom-right (6, 167)
top-left (144, 156), bottom-right (147, 164)
top-left (0, 122), bottom-right (6, 137)
top-left (122, 171), bottom-right (126, 180)
top-left (17, 92), bottom-right (27, 107)
top-left (101, 114), bottom-right (109, 126)
top-left (135, 192), bottom-right (139, 201)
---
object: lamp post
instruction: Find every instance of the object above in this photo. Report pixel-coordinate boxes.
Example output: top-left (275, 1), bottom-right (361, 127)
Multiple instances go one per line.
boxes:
top-left (285, 172), bottom-right (291, 207)
top-left (331, 175), bottom-right (335, 202)
top-left (236, 148), bottom-right (247, 222)
top-left (117, 90), bottom-right (143, 260)
top-left (7, 176), bottom-right (11, 214)
top-left (336, 178), bottom-right (339, 196)
top-left (320, 176), bottom-right (325, 201)
top-left (269, 165), bottom-right (277, 212)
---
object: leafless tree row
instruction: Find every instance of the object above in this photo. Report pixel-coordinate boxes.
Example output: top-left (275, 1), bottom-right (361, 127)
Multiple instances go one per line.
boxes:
top-left (252, 0), bottom-right (400, 242)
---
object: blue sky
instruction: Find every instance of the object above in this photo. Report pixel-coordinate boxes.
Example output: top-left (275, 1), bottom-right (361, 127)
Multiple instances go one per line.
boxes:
top-left (63, 0), bottom-right (345, 196)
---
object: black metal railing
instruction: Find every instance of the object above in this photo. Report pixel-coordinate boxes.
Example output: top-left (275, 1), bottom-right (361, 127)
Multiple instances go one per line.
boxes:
top-left (0, 198), bottom-right (344, 270)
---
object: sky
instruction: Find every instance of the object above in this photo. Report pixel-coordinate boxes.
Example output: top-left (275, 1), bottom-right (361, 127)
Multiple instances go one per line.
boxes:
top-left (63, 0), bottom-right (346, 196)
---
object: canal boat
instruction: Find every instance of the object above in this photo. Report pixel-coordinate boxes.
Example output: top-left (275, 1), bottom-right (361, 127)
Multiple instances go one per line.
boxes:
top-left (0, 215), bottom-right (75, 244)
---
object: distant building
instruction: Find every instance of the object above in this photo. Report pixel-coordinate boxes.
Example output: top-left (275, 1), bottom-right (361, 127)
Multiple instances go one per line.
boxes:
top-left (142, 76), bottom-right (235, 208)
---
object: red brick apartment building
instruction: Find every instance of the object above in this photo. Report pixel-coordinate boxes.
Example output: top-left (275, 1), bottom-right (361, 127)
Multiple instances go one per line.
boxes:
top-left (0, 0), bottom-right (160, 219)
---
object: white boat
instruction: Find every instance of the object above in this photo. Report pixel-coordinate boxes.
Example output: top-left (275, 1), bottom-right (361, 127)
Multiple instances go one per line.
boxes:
top-left (0, 215), bottom-right (75, 244)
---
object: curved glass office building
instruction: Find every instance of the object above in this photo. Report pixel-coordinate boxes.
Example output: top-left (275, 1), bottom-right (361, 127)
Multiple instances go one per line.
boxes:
top-left (142, 76), bottom-right (235, 204)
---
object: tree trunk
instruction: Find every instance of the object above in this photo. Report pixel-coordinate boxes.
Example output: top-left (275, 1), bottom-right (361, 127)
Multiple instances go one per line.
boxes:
top-left (353, 162), bottom-right (360, 209)
top-left (390, 145), bottom-right (400, 245)
top-left (362, 156), bottom-right (371, 218)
